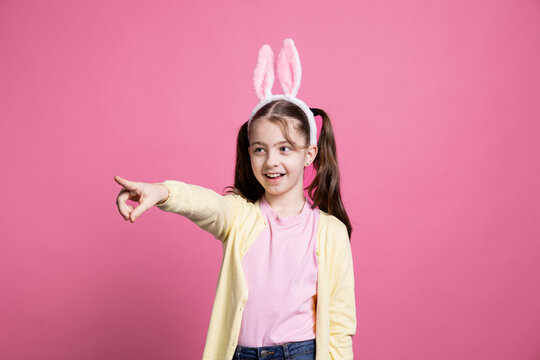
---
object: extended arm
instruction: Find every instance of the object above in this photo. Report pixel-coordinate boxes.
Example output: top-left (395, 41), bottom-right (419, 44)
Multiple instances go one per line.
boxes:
top-left (155, 180), bottom-right (239, 242)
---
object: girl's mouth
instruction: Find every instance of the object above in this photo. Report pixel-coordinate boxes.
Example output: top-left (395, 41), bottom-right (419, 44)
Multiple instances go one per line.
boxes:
top-left (265, 173), bottom-right (285, 183)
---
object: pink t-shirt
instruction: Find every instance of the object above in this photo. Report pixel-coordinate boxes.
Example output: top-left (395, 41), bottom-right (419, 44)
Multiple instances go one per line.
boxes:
top-left (237, 195), bottom-right (320, 347)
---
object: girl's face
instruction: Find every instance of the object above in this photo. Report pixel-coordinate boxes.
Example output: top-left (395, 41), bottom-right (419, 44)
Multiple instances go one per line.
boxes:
top-left (248, 117), bottom-right (317, 200)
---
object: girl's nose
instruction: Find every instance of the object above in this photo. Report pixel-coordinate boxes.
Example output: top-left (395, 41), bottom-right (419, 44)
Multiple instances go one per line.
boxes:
top-left (265, 151), bottom-right (279, 166)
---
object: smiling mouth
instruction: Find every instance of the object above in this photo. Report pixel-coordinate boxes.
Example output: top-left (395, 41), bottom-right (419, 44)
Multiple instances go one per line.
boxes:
top-left (265, 173), bottom-right (285, 179)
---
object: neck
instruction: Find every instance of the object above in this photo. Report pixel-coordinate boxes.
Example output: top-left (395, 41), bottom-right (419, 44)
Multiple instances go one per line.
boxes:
top-left (263, 190), bottom-right (306, 217)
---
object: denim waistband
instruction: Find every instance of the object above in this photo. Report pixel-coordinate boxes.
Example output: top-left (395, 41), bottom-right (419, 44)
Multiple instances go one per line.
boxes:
top-left (234, 338), bottom-right (315, 359)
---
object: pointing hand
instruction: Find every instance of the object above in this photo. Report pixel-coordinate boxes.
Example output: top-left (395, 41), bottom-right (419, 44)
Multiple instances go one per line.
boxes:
top-left (114, 175), bottom-right (169, 223)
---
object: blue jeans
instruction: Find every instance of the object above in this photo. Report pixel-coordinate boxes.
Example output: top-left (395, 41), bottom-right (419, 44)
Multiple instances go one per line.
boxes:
top-left (233, 338), bottom-right (315, 359)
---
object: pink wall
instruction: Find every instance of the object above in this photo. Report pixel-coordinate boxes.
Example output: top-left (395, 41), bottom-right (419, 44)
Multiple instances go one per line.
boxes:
top-left (1, 0), bottom-right (539, 359)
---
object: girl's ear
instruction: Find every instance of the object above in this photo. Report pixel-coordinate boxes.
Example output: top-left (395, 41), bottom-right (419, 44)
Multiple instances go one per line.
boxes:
top-left (277, 38), bottom-right (302, 97)
top-left (305, 144), bottom-right (318, 164)
top-left (253, 44), bottom-right (275, 100)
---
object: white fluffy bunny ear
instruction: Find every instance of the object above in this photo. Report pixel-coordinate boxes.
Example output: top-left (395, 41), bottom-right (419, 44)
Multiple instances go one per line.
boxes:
top-left (277, 38), bottom-right (302, 97)
top-left (253, 44), bottom-right (275, 100)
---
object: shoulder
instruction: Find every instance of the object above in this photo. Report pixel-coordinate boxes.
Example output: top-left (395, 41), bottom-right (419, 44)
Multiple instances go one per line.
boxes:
top-left (317, 210), bottom-right (351, 269)
top-left (317, 209), bottom-right (349, 241)
top-left (318, 209), bottom-right (347, 232)
top-left (225, 192), bottom-right (257, 207)
top-left (223, 192), bottom-right (262, 218)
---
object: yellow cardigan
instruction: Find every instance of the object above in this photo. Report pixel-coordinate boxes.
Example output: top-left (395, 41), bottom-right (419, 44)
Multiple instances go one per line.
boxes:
top-left (156, 180), bottom-right (357, 360)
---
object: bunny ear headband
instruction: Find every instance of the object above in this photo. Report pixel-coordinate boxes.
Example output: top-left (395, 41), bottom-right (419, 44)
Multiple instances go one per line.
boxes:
top-left (248, 38), bottom-right (317, 146)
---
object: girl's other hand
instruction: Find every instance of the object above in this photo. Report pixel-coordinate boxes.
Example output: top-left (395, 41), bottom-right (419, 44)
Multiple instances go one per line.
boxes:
top-left (114, 175), bottom-right (169, 223)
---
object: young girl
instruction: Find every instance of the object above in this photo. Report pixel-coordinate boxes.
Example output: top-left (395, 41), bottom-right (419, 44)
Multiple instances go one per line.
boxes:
top-left (114, 38), bottom-right (356, 360)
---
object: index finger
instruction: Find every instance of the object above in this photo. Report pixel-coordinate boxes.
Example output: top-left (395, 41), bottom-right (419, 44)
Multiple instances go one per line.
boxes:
top-left (114, 175), bottom-right (135, 190)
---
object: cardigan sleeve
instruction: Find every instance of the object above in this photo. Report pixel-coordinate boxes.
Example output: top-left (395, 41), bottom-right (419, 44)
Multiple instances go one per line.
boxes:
top-left (328, 221), bottom-right (357, 360)
top-left (154, 180), bottom-right (240, 242)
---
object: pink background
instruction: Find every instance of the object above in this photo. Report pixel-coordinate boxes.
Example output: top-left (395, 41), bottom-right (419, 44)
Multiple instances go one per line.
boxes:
top-left (1, 0), bottom-right (539, 359)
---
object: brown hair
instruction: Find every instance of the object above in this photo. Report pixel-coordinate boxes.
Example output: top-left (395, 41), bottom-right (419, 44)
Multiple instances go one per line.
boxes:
top-left (223, 100), bottom-right (353, 239)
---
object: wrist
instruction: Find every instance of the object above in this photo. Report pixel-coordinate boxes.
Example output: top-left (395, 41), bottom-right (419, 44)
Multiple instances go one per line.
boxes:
top-left (156, 184), bottom-right (170, 205)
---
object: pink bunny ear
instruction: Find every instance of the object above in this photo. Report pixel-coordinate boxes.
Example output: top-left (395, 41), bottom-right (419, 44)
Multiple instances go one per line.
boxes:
top-left (253, 44), bottom-right (275, 100)
top-left (277, 38), bottom-right (302, 97)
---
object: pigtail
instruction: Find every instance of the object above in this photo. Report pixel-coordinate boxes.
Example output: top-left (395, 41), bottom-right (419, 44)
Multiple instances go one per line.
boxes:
top-left (223, 121), bottom-right (265, 202)
top-left (307, 108), bottom-right (353, 239)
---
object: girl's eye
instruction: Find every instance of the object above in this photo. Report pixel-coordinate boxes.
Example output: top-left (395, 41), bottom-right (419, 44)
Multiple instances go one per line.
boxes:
top-left (252, 146), bottom-right (291, 153)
